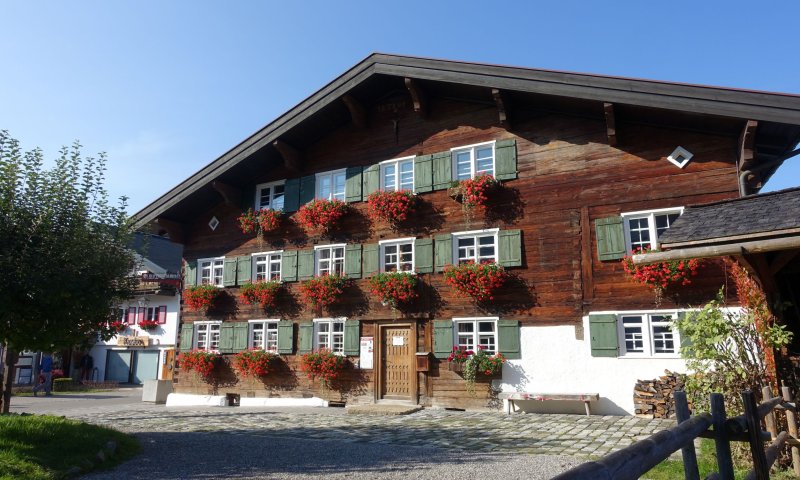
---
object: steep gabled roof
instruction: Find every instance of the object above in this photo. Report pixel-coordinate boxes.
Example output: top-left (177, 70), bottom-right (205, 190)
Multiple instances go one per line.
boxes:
top-left (133, 53), bottom-right (800, 229)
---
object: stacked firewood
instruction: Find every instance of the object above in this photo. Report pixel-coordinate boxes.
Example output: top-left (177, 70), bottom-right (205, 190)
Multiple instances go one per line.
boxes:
top-left (633, 370), bottom-right (687, 419)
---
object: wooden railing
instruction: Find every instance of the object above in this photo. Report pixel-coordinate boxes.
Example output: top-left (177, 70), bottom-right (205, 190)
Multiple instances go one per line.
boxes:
top-left (553, 386), bottom-right (800, 480)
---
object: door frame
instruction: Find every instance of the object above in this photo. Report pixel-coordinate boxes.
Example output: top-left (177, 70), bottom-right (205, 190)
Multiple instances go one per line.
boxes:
top-left (375, 322), bottom-right (417, 403)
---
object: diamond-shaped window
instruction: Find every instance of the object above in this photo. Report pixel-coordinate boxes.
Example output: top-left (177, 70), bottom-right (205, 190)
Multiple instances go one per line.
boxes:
top-left (208, 216), bottom-right (220, 231)
top-left (667, 147), bottom-right (693, 169)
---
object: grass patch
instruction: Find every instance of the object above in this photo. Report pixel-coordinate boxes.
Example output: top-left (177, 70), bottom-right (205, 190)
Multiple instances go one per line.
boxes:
top-left (0, 414), bottom-right (139, 479)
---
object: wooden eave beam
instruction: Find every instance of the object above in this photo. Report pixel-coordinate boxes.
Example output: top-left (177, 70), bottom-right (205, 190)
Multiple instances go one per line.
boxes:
top-left (154, 218), bottom-right (186, 244)
top-left (633, 236), bottom-right (800, 265)
top-left (738, 120), bottom-right (758, 171)
top-left (604, 102), bottom-right (617, 147)
top-left (491, 88), bottom-right (511, 129)
top-left (769, 249), bottom-right (799, 275)
top-left (341, 94), bottom-right (367, 129)
top-left (211, 180), bottom-right (241, 208)
top-left (404, 77), bottom-right (428, 118)
top-left (273, 139), bottom-right (303, 173)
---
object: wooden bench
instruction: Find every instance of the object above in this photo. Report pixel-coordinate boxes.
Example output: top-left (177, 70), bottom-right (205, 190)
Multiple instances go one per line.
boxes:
top-left (498, 392), bottom-right (600, 416)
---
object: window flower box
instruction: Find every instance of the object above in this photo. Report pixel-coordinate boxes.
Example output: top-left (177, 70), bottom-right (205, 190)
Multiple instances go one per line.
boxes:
top-left (443, 261), bottom-right (507, 302)
top-left (448, 174), bottom-right (499, 223)
top-left (109, 321), bottom-right (127, 334)
top-left (448, 346), bottom-right (506, 395)
top-left (299, 349), bottom-right (348, 388)
top-left (239, 281), bottom-right (281, 310)
top-left (299, 274), bottom-right (348, 309)
top-left (237, 208), bottom-right (281, 235)
top-left (366, 191), bottom-right (416, 228)
top-left (232, 349), bottom-right (277, 378)
top-left (138, 319), bottom-right (159, 332)
top-left (622, 247), bottom-right (702, 305)
top-left (179, 350), bottom-right (221, 379)
top-left (368, 272), bottom-right (418, 309)
top-left (296, 199), bottom-right (348, 233)
top-left (183, 284), bottom-right (221, 311)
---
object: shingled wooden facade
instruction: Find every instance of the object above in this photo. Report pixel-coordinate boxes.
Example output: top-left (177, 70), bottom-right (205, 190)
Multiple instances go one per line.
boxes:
top-left (134, 55), bottom-right (800, 413)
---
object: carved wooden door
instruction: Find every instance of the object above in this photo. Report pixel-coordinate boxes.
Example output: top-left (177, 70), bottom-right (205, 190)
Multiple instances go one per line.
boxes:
top-left (381, 326), bottom-right (412, 400)
top-left (161, 349), bottom-right (175, 381)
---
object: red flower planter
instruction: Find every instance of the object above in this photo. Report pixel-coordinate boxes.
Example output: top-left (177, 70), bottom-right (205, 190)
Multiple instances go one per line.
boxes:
top-left (238, 208), bottom-right (281, 235)
top-left (443, 262), bottom-right (507, 302)
top-left (296, 199), bottom-right (347, 233)
top-left (239, 281), bottom-right (281, 310)
top-left (368, 272), bottom-right (418, 308)
top-left (366, 191), bottom-right (415, 227)
top-left (298, 274), bottom-right (348, 309)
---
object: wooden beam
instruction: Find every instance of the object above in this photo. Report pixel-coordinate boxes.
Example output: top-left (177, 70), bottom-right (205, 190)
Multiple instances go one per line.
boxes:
top-left (769, 249), bottom-right (799, 275)
top-left (272, 139), bottom-right (303, 173)
top-left (404, 77), bottom-right (428, 118)
top-left (341, 94), bottom-right (367, 129)
top-left (211, 180), bottom-right (241, 208)
top-left (738, 120), bottom-right (758, 170)
top-left (604, 102), bottom-right (617, 147)
top-left (633, 236), bottom-right (800, 265)
top-left (154, 218), bottom-right (186, 244)
top-left (491, 88), bottom-right (511, 129)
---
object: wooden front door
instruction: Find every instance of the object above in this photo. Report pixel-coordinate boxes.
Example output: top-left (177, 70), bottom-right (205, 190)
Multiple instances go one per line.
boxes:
top-left (161, 349), bottom-right (175, 380)
top-left (380, 325), bottom-right (414, 400)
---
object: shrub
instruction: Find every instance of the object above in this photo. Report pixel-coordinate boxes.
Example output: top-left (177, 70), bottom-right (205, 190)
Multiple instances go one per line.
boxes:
top-left (443, 261), bottom-right (507, 302)
top-left (367, 272), bottom-right (418, 308)
top-left (239, 281), bottom-right (281, 310)
top-left (183, 284), bottom-right (220, 311)
top-left (366, 191), bottom-right (415, 227)
top-left (298, 274), bottom-right (348, 309)
top-left (296, 199), bottom-right (347, 233)
top-left (179, 350), bottom-right (220, 378)
top-left (299, 350), bottom-right (348, 388)
top-left (232, 349), bottom-right (276, 378)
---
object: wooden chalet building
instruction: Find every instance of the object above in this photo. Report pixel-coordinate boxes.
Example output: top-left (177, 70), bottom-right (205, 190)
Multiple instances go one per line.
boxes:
top-left (133, 54), bottom-right (800, 414)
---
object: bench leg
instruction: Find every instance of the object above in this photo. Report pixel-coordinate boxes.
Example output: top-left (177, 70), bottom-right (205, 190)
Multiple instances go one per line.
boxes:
top-left (506, 399), bottom-right (513, 415)
top-left (584, 401), bottom-right (591, 416)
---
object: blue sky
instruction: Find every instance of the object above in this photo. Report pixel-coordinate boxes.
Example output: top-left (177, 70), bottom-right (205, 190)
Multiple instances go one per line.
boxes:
top-left (2, 1), bottom-right (798, 214)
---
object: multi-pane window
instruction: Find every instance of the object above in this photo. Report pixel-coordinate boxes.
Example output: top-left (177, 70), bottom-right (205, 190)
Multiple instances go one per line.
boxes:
top-left (380, 157), bottom-right (414, 191)
top-left (380, 239), bottom-right (414, 272)
top-left (453, 230), bottom-right (498, 264)
top-left (255, 181), bottom-right (286, 211)
top-left (622, 208), bottom-right (683, 252)
top-left (195, 322), bottom-right (221, 351)
top-left (315, 245), bottom-right (345, 276)
top-left (250, 320), bottom-right (279, 352)
top-left (316, 169), bottom-right (346, 201)
top-left (198, 257), bottom-right (224, 287)
top-left (454, 318), bottom-right (498, 355)
top-left (253, 252), bottom-right (282, 282)
top-left (314, 318), bottom-right (345, 354)
top-left (144, 307), bottom-right (159, 322)
top-left (618, 313), bottom-right (679, 356)
top-left (453, 142), bottom-right (495, 181)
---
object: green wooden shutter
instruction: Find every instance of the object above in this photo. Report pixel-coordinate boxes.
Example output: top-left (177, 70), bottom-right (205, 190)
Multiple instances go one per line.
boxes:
top-left (219, 323), bottom-right (235, 353)
top-left (589, 314), bottom-right (619, 357)
top-left (299, 175), bottom-right (316, 204)
top-left (414, 154), bottom-right (433, 193)
top-left (297, 249), bottom-right (315, 280)
top-left (345, 166), bottom-right (363, 203)
top-left (677, 311), bottom-right (692, 357)
top-left (498, 229), bottom-right (522, 267)
top-left (495, 139), bottom-right (518, 180)
top-left (233, 322), bottom-right (249, 352)
top-left (183, 260), bottom-right (197, 287)
top-left (277, 321), bottom-right (294, 354)
top-left (433, 320), bottom-right (454, 359)
top-left (595, 216), bottom-right (627, 261)
top-left (242, 185), bottom-right (257, 211)
top-left (345, 244), bottom-right (362, 279)
top-left (434, 234), bottom-right (453, 273)
top-left (281, 251), bottom-right (298, 282)
top-left (223, 258), bottom-right (238, 287)
top-left (283, 178), bottom-right (301, 213)
top-left (362, 164), bottom-right (380, 197)
top-left (298, 322), bottom-right (314, 354)
top-left (415, 238), bottom-right (433, 274)
top-left (343, 320), bottom-right (360, 356)
top-left (362, 243), bottom-right (379, 277)
top-left (236, 256), bottom-right (251, 285)
top-left (497, 319), bottom-right (521, 359)
top-left (179, 324), bottom-right (194, 352)
top-left (432, 151), bottom-right (452, 190)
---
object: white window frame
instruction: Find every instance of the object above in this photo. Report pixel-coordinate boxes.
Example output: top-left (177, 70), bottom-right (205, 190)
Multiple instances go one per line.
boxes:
top-left (379, 156), bottom-right (415, 192)
top-left (452, 228), bottom-right (499, 265)
top-left (313, 317), bottom-right (346, 355)
top-left (610, 310), bottom-right (682, 358)
top-left (254, 180), bottom-right (286, 211)
top-left (197, 257), bottom-right (225, 287)
top-left (452, 317), bottom-right (499, 355)
top-left (379, 237), bottom-right (416, 273)
top-left (194, 321), bottom-right (222, 352)
top-left (621, 207), bottom-right (684, 252)
top-left (315, 168), bottom-right (347, 201)
top-left (248, 319), bottom-right (280, 353)
top-left (251, 251), bottom-right (283, 282)
top-left (314, 244), bottom-right (346, 276)
top-left (451, 140), bottom-right (496, 181)
top-left (144, 307), bottom-right (159, 322)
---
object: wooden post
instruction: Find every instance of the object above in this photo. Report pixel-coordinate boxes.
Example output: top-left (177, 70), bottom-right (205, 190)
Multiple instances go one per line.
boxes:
top-left (762, 386), bottom-right (779, 441)
top-left (675, 391), bottom-right (701, 480)
top-left (711, 393), bottom-right (735, 480)
top-left (742, 390), bottom-right (769, 480)
top-left (781, 385), bottom-right (800, 477)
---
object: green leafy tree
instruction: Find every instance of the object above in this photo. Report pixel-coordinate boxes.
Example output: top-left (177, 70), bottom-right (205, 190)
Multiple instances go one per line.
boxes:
top-left (0, 131), bottom-right (137, 411)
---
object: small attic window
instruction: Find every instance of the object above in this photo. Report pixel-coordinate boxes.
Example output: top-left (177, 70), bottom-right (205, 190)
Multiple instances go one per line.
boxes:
top-left (208, 216), bottom-right (220, 231)
top-left (668, 147), bottom-right (693, 169)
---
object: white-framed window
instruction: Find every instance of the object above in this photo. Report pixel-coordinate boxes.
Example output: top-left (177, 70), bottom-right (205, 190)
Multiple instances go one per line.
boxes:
top-left (252, 251), bottom-right (282, 282)
top-left (379, 238), bottom-right (415, 272)
top-left (144, 307), bottom-right (159, 322)
top-left (617, 312), bottom-right (680, 357)
top-left (315, 244), bottom-right (346, 276)
top-left (254, 180), bottom-right (286, 211)
top-left (452, 141), bottom-right (495, 181)
top-left (313, 318), bottom-right (346, 355)
top-left (316, 169), bottom-right (347, 201)
top-left (452, 228), bottom-right (499, 264)
top-left (198, 257), bottom-right (225, 287)
top-left (453, 317), bottom-right (498, 355)
top-left (249, 320), bottom-right (279, 352)
top-left (194, 321), bottom-right (222, 351)
top-left (621, 207), bottom-right (684, 252)
top-left (380, 157), bottom-right (414, 191)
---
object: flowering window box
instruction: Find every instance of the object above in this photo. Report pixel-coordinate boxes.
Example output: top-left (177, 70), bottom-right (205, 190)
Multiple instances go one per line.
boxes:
top-left (296, 199), bottom-right (348, 234)
top-left (366, 191), bottom-right (416, 228)
top-left (239, 281), bottom-right (281, 310)
top-left (443, 261), bottom-right (508, 302)
top-left (299, 274), bottom-right (348, 309)
top-left (183, 284), bottom-right (221, 311)
top-left (237, 208), bottom-right (281, 236)
top-left (368, 272), bottom-right (418, 309)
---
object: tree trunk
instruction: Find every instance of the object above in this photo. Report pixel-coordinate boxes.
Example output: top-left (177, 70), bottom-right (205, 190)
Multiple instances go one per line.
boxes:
top-left (1, 347), bottom-right (17, 413)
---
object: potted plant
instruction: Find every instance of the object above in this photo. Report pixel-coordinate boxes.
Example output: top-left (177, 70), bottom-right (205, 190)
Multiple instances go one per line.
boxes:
top-left (296, 199), bottom-right (348, 233)
top-left (239, 280), bottom-right (281, 310)
top-left (447, 346), bottom-right (473, 373)
top-left (298, 274), bottom-right (348, 309)
top-left (183, 284), bottom-right (221, 311)
top-left (463, 347), bottom-right (506, 396)
top-left (622, 247), bottom-right (702, 306)
top-left (109, 320), bottom-right (127, 334)
top-left (232, 349), bottom-right (276, 378)
top-left (448, 174), bottom-right (499, 224)
top-left (443, 261), bottom-right (507, 302)
top-left (299, 349), bottom-right (348, 388)
top-left (179, 350), bottom-right (221, 379)
top-left (138, 319), bottom-right (159, 332)
top-left (367, 272), bottom-right (418, 309)
top-left (237, 208), bottom-right (281, 236)
top-left (366, 191), bottom-right (416, 228)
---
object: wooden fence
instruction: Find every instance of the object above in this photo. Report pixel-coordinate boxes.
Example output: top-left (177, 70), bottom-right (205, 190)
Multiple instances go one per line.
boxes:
top-left (553, 386), bottom-right (800, 480)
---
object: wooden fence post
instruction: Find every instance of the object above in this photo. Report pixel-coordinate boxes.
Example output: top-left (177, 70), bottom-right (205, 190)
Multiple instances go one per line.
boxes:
top-left (761, 386), bottom-right (778, 441)
top-left (711, 393), bottom-right (735, 480)
top-left (742, 390), bottom-right (769, 480)
top-left (675, 391), bottom-right (701, 480)
top-left (781, 385), bottom-right (800, 477)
